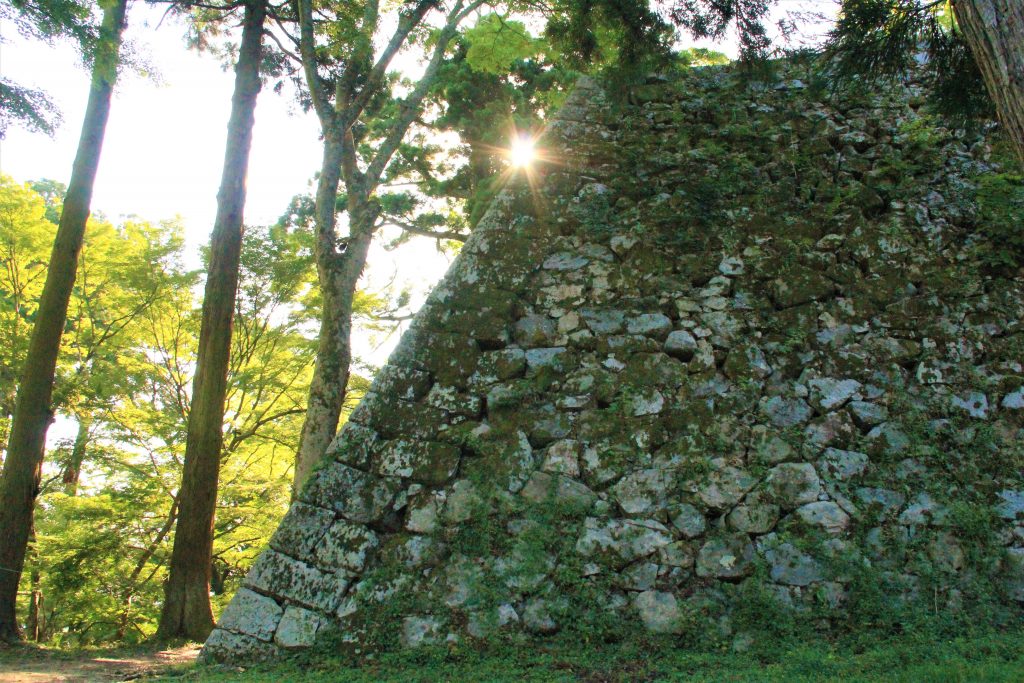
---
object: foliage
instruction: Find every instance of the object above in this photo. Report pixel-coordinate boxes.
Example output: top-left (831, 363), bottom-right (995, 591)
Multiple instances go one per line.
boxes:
top-left (463, 14), bottom-right (543, 76)
top-left (665, 0), bottom-right (774, 60)
top-left (0, 179), bottom-right (317, 644)
top-left (973, 167), bottom-right (1024, 272)
top-left (0, 175), bottom-right (53, 438)
top-left (822, 0), bottom-right (993, 123)
top-left (0, 79), bottom-right (62, 137)
top-left (0, 0), bottom-right (101, 136)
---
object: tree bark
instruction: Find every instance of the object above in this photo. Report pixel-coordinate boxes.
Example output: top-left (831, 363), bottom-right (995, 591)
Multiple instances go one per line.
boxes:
top-left (156, 0), bottom-right (266, 642)
top-left (289, 0), bottom-right (476, 498)
top-left (952, 0), bottom-right (1024, 165)
top-left (291, 137), bottom-right (377, 496)
top-left (61, 415), bottom-right (90, 494)
top-left (0, 0), bottom-right (128, 643)
top-left (25, 524), bottom-right (42, 643)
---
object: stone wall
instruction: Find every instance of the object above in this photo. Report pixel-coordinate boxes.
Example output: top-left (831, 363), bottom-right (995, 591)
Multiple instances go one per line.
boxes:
top-left (203, 64), bottom-right (1024, 662)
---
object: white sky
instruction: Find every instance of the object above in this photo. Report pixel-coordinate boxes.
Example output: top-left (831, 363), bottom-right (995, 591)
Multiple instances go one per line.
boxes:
top-left (1, 4), bottom-right (323, 241)
top-left (0, 3), bottom-right (456, 366)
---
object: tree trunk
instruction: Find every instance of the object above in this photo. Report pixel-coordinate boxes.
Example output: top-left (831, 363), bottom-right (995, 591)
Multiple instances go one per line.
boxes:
top-left (291, 140), bottom-right (378, 498)
top-left (289, 0), bottom-right (468, 497)
top-left (120, 497), bottom-right (177, 639)
top-left (25, 523), bottom-right (42, 643)
top-left (61, 415), bottom-right (90, 494)
top-left (0, 0), bottom-right (128, 643)
top-left (952, 0), bottom-right (1024, 165)
top-left (27, 577), bottom-right (42, 642)
top-left (156, 0), bottom-right (265, 643)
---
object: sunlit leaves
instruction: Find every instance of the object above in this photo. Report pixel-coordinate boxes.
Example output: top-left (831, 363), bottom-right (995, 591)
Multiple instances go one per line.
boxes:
top-left (3, 181), bottom-right (318, 643)
top-left (464, 14), bottom-right (543, 75)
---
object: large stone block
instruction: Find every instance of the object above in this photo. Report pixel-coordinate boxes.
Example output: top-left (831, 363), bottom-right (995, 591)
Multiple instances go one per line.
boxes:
top-left (216, 588), bottom-right (283, 641)
top-left (274, 605), bottom-right (323, 649)
top-left (202, 628), bottom-right (279, 663)
top-left (315, 520), bottom-right (380, 572)
top-left (765, 463), bottom-right (821, 508)
top-left (301, 462), bottom-right (400, 524)
top-left (577, 517), bottom-right (673, 567)
top-left (269, 503), bottom-right (335, 563)
top-left (375, 439), bottom-right (461, 485)
top-left (695, 535), bottom-right (756, 579)
top-left (245, 550), bottom-right (350, 613)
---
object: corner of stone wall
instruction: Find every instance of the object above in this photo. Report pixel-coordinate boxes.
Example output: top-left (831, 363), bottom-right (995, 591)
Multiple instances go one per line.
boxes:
top-left (200, 76), bottom-right (613, 665)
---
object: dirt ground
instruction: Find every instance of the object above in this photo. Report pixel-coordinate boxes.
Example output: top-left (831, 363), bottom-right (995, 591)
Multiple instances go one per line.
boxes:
top-left (0, 644), bottom-right (199, 682)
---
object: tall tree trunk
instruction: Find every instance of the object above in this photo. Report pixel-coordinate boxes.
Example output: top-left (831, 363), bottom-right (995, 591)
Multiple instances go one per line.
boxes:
top-left (0, 0), bottom-right (128, 643)
top-left (156, 0), bottom-right (265, 643)
top-left (61, 415), bottom-right (90, 494)
top-left (291, 139), bottom-right (378, 498)
top-left (952, 0), bottom-right (1024, 164)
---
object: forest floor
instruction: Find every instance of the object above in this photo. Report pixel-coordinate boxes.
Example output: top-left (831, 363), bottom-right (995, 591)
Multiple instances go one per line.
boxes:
top-left (0, 643), bottom-right (199, 682)
top-left (1, 630), bottom-right (1023, 681)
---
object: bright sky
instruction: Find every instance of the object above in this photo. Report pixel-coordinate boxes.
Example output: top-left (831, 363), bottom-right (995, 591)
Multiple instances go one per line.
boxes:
top-left (0, 3), bottom-right (455, 365)
top-left (0, 4), bottom-right (329, 240)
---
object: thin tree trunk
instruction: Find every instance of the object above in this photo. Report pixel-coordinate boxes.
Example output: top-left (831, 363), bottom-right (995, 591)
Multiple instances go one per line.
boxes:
top-left (120, 497), bottom-right (178, 640)
top-left (0, 0), bottom-right (128, 643)
top-left (291, 139), bottom-right (378, 497)
top-left (952, 0), bottom-right (1024, 165)
top-left (27, 577), bottom-right (42, 642)
top-left (61, 415), bottom-right (90, 494)
top-left (156, 0), bottom-right (266, 643)
top-left (25, 524), bottom-right (42, 643)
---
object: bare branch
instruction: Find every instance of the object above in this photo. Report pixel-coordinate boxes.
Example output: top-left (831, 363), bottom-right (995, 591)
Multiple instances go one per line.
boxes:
top-left (385, 216), bottom-right (467, 242)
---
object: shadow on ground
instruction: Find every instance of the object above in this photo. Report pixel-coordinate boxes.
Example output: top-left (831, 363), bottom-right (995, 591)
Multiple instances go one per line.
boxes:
top-left (0, 643), bottom-right (199, 682)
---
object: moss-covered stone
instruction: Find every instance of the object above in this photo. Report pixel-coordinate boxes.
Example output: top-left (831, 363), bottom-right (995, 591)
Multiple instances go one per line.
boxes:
top-left (206, 63), bottom-right (1024, 665)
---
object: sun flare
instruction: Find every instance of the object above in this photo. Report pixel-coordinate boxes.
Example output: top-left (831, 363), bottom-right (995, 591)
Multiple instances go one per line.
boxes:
top-left (508, 135), bottom-right (537, 169)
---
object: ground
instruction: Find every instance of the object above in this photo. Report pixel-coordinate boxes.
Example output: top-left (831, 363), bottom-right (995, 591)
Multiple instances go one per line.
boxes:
top-left (1, 631), bottom-right (1023, 681)
top-left (0, 643), bottom-right (199, 682)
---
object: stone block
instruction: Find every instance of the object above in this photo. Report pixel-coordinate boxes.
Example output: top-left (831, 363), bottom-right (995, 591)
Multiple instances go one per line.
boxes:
top-left (216, 588), bottom-right (283, 641)
top-left (245, 550), bottom-right (350, 613)
top-left (274, 605), bottom-right (323, 649)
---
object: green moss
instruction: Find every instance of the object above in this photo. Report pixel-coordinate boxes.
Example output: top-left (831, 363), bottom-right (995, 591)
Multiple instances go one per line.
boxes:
top-left (163, 629), bottom-right (1024, 682)
top-left (974, 169), bottom-right (1024, 272)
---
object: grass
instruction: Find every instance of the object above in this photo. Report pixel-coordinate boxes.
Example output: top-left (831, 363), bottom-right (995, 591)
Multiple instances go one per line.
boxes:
top-left (150, 629), bottom-right (1024, 682)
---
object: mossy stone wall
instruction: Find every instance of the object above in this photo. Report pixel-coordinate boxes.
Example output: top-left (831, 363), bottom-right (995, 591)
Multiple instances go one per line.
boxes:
top-left (203, 67), bottom-right (1024, 663)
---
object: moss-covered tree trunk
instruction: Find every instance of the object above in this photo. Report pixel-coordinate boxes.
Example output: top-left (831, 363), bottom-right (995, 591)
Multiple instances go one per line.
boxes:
top-left (952, 0), bottom-right (1024, 164)
top-left (291, 136), bottom-right (379, 497)
top-left (0, 0), bottom-right (128, 643)
top-left (156, 0), bottom-right (266, 642)
top-left (289, 0), bottom-right (470, 498)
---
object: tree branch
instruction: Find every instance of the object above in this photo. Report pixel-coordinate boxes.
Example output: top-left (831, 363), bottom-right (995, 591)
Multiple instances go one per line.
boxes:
top-left (385, 216), bottom-right (467, 242)
top-left (339, 0), bottom-right (437, 130)
top-left (365, 0), bottom-right (488, 187)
